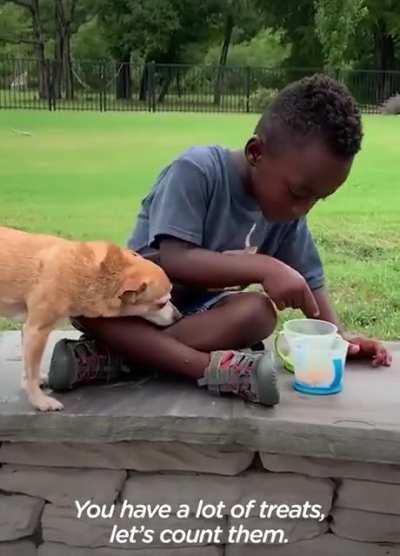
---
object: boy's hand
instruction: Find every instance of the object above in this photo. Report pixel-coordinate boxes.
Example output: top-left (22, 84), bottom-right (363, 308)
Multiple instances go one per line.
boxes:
top-left (262, 260), bottom-right (320, 318)
top-left (344, 335), bottom-right (392, 367)
top-left (160, 239), bottom-right (318, 318)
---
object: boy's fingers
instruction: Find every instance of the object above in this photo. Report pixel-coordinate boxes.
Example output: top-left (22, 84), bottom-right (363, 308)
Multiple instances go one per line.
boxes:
top-left (379, 348), bottom-right (391, 367)
top-left (372, 346), bottom-right (391, 367)
top-left (372, 354), bottom-right (384, 367)
top-left (302, 286), bottom-right (320, 318)
top-left (380, 346), bottom-right (392, 366)
top-left (348, 343), bottom-right (360, 355)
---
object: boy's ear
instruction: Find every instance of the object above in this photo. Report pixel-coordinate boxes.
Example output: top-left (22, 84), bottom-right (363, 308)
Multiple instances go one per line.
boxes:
top-left (245, 135), bottom-right (263, 166)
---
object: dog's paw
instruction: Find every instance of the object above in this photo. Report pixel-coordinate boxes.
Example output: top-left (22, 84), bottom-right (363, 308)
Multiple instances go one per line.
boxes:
top-left (33, 394), bottom-right (64, 412)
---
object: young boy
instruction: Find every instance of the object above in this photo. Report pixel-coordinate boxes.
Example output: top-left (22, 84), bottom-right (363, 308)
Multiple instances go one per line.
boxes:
top-left (48, 74), bottom-right (391, 404)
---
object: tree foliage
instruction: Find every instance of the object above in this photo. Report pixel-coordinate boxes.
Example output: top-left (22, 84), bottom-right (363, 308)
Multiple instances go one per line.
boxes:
top-left (315, 0), bottom-right (368, 68)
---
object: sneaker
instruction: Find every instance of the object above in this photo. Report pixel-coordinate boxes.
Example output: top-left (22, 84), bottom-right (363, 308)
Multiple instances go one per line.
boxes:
top-left (250, 341), bottom-right (265, 352)
top-left (198, 350), bottom-right (279, 406)
top-left (48, 336), bottom-right (133, 391)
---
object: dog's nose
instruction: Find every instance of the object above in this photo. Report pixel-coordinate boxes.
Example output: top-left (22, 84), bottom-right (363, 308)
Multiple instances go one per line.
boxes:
top-left (141, 301), bottom-right (182, 327)
top-left (171, 303), bottom-right (182, 321)
top-left (159, 301), bottom-right (182, 325)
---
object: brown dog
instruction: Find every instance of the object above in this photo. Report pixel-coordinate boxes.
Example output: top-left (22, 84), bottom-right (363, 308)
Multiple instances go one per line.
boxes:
top-left (0, 226), bottom-right (180, 412)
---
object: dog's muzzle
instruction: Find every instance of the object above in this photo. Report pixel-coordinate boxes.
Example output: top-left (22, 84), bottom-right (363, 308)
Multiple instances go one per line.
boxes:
top-left (141, 301), bottom-right (182, 327)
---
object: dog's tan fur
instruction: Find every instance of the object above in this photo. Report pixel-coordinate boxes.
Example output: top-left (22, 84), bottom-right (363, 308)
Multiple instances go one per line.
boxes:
top-left (0, 226), bottom-right (177, 412)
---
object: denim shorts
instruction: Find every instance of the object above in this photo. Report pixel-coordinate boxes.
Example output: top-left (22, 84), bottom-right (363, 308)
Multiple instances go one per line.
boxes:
top-left (71, 290), bottom-right (238, 332)
top-left (178, 290), bottom-right (238, 317)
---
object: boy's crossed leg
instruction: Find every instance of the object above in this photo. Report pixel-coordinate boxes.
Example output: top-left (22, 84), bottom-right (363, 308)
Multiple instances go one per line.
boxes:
top-left (48, 292), bottom-right (279, 405)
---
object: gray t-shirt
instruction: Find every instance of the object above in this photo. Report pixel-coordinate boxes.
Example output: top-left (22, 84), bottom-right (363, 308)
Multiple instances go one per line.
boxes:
top-left (128, 146), bottom-right (324, 300)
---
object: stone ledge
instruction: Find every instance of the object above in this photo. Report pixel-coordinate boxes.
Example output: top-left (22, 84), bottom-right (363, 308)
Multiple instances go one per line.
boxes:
top-left (38, 544), bottom-right (223, 556)
top-left (122, 471), bottom-right (333, 516)
top-left (331, 507), bottom-right (400, 543)
top-left (260, 453), bottom-right (400, 483)
top-left (0, 441), bottom-right (253, 475)
top-left (0, 466), bottom-right (126, 506)
top-left (227, 517), bottom-right (328, 544)
top-left (42, 505), bottom-right (227, 549)
top-left (225, 534), bottom-right (400, 555)
top-left (0, 494), bottom-right (44, 542)
top-left (336, 478), bottom-right (400, 514)
top-left (1, 332), bottom-right (400, 465)
top-left (0, 541), bottom-right (37, 556)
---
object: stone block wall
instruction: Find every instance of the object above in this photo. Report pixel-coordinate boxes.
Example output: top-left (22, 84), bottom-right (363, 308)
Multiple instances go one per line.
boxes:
top-left (1, 441), bottom-right (400, 555)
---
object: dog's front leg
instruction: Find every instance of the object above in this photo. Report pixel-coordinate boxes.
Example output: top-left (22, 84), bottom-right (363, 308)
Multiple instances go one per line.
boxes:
top-left (22, 321), bottom-right (64, 411)
top-left (20, 327), bottom-right (26, 387)
top-left (20, 325), bottom-right (48, 388)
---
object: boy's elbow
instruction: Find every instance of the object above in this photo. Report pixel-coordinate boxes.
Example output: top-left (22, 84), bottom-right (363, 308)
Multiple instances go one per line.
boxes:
top-left (159, 240), bottom-right (191, 279)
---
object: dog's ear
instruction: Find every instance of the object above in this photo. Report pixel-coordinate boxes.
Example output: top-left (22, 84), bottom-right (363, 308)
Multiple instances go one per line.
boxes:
top-left (118, 277), bottom-right (148, 299)
top-left (100, 243), bottom-right (125, 274)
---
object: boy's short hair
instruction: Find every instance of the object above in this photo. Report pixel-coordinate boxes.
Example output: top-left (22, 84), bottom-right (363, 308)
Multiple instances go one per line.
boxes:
top-left (256, 74), bottom-right (362, 158)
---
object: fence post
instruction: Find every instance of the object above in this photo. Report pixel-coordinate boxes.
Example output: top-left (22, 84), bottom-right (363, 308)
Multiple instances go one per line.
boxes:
top-left (49, 59), bottom-right (56, 111)
top-left (246, 66), bottom-right (251, 113)
top-left (145, 63), bottom-right (151, 112)
top-left (149, 61), bottom-right (156, 112)
top-left (104, 61), bottom-right (107, 112)
top-left (100, 61), bottom-right (106, 112)
top-left (45, 59), bottom-right (51, 111)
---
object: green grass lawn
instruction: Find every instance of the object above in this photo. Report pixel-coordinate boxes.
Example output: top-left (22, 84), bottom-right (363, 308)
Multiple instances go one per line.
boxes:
top-left (0, 110), bottom-right (399, 338)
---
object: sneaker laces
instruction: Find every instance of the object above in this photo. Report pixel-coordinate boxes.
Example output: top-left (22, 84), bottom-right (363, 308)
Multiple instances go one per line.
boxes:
top-left (73, 341), bottom-right (118, 384)
top-left (199, 350), bottom-right (261, 402)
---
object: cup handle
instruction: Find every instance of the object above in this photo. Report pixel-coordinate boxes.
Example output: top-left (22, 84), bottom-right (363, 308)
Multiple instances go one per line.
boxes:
top-left (274, 331), bottom-right (295, 373)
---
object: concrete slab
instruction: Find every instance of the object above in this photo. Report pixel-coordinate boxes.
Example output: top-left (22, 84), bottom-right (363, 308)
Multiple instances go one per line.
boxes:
top-left (0, 331), bottom-right (400, 464)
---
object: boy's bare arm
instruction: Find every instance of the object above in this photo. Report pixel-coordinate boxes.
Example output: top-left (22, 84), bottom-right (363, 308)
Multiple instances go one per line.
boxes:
top-left (159, 238), bottom-right (319, 318)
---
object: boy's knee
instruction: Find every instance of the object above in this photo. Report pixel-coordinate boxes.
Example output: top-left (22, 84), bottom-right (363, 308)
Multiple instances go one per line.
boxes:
top-left (243, 292), bottom-right (276, 325)
top-left (230, 292), bottom-right (277, 339)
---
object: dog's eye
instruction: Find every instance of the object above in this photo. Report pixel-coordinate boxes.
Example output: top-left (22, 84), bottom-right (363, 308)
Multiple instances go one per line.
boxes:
top-left (156, 301), bottom-right (167, 309)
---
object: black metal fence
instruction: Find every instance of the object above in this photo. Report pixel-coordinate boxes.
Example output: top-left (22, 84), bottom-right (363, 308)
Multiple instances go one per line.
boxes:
top-left (1, 58), bottom-right (399, 114)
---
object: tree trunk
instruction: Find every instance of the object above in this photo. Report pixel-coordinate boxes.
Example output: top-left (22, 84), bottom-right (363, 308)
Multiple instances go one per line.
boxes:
top-left (31, 0), bottom-right (48, 99)
top-left (214, 12), bottom-right (234, 106)
top-left (63, 31), bottom-right (74, 99)
top-left (55, 0), bottom-right (75, 100)
top-left (53, 12), bottom-right (62, 99)
top-left (116, 52), bottom-right (132, 100)
top-left (7, 0), bottom-right (48, 98)
top-left (35, 43), bottom-right (48, 100)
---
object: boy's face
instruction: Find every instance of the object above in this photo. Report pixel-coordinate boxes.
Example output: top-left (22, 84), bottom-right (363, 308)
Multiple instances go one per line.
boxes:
top-left (246, 136), bottom-right (353, 221)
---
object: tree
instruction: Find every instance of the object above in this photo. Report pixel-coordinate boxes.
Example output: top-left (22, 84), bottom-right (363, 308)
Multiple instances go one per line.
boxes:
top-left (0, 0), bottom-right (50, 97)
top-left (0, 3), bottom-right (32, 56)
top-left (213, 2), bottom-right (234, 105)
top-left (315, 0), bottom-right (368, 69)
top-left (313, 0), bottom-right (400, 101)
top-left (364, 0), bottom-right (400, 72)
top-left (53, 0), bottom-right (76, 99)
top-left (154, 0), bottom-right (221, 102)
top-left (205, 28), bottom-right (290, 67)
top-left (257, 0), bottom-right (324, 68)
top-left (72, 15), bottom-right (109, 60)
top-left (212, 0), bottom-right (265, 104)
top-left (97, 0), bottom-right (179, 99)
